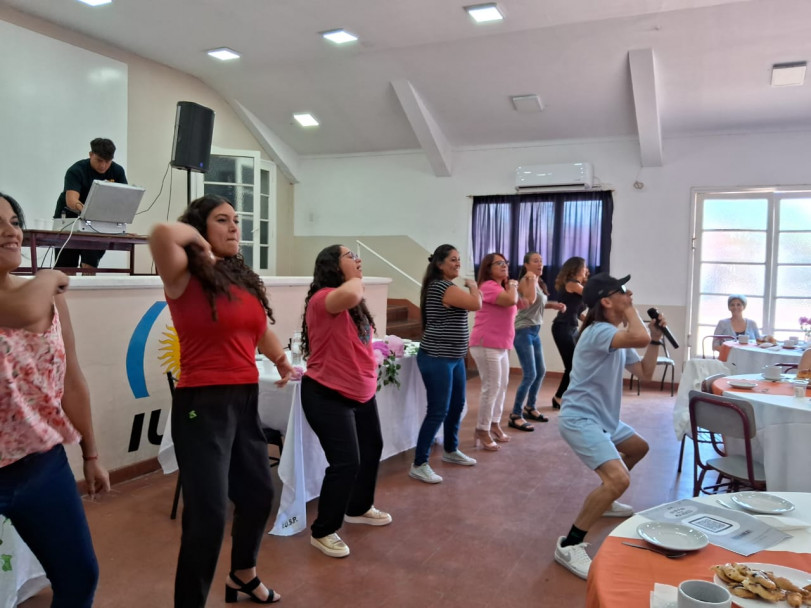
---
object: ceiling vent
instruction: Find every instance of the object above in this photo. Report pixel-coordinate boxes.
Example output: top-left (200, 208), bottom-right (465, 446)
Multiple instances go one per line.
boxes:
top-left (515, 162), bottom-right (594, 191)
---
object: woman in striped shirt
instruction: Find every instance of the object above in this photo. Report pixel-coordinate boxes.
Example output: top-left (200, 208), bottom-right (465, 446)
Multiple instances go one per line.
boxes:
top-left (409, 245), bottom-right (482, 484)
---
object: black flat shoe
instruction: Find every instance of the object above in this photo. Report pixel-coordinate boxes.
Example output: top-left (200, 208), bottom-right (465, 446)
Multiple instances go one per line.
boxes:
top-left (523, 407), bottom-right (549, 422)
top-left (508, 414), bottom-right (534, 431)
top-left (551, 397), bottom-right (562, 410)
top-left (226, 572), bottom-right (280, 604)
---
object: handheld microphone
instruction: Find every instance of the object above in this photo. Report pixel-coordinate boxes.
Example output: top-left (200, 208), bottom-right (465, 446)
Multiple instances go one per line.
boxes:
top-left (647, 307), bottom-right (679, 349)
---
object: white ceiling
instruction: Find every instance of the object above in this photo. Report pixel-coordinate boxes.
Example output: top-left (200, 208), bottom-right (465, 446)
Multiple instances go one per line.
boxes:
top-left (5, 0), bottom-right (811, 162)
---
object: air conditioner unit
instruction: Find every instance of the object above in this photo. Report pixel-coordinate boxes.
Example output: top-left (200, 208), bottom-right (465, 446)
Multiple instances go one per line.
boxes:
top-left (515, 162), bottom-right (594, 191)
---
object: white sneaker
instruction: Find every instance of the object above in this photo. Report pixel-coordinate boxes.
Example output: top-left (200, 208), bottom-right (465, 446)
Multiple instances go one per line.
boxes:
top-left (409, 463), bottom-right (443, 484)
top-left (441, 450), bottom-right (477, 466)
top-left (554, 536), bottom-right (591, 580)
top-left (344, 506), bottom-right (392, 526)
top-left (602, 500), bottom-right (634, 518)
top-left (310, 533), bottom-right (350, 558)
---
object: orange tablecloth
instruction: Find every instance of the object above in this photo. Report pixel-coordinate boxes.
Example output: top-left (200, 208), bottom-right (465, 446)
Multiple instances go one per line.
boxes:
top-left (712, 376), bottom-right (801, 396)
top-left (586, 536), bottom-right (811, 608)
top-left (718, 342), bottom-right (733, 362)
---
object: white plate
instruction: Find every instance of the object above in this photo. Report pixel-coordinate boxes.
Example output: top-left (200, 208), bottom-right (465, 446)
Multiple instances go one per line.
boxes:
top-left (727, 380), bottom-right (758, 389)
top-left (729, 492), bottom-right (795, 514)
top-left (636, 521), bottom-right (708, 551)
top-left (712, 563), bottom-right (811, 608)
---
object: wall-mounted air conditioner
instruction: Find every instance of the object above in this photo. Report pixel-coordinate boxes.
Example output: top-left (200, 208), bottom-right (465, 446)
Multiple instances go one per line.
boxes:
top-left (515, 162), bottom-right (594, 191)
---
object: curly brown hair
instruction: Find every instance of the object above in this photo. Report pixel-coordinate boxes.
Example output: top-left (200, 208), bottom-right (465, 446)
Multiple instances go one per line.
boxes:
top-left (554, 256), bottom-right (586, 293)
top-left (179, 194), bottom-right (275, 323)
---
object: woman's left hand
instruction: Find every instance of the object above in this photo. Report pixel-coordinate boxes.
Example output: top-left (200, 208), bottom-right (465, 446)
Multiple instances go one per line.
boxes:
top-left (83, 460), bottom-right (111, 499)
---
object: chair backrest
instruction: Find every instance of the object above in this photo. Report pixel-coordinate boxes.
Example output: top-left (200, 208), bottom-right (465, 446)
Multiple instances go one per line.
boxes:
top-left (702, 334), bottom-right (734, 359)
top-left (653, 339), bottom-right (671, 359)
top-left (688, 390), bottom-right (757, 440)
top-left (700, 373), bottom-right (727, 393)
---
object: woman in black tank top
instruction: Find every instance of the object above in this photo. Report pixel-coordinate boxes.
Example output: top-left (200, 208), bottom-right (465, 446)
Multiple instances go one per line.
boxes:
top-left (551, 257), bottom-right (589, 408)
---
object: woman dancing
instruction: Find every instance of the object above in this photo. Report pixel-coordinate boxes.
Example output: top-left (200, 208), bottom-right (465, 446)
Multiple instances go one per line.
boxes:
top-left (551, 257), bottom-right (589, 409)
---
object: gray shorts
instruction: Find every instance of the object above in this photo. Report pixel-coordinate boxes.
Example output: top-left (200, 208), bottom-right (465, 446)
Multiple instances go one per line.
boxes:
top-left (559, 417), bottom-right (636, 470)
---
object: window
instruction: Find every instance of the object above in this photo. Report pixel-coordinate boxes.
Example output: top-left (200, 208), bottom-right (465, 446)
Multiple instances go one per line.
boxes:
top-left (690, 189), bottom-right (811, 351)
top-left (470, 191), bottom-right (613, 294)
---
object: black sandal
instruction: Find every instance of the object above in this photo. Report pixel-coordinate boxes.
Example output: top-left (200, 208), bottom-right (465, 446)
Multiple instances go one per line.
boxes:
top-left (508, 414), bottom-right (535, 432)
top-left (523, 406), bottom-right (549, 423)
top-left (226, 572), bottom-right (280, 604)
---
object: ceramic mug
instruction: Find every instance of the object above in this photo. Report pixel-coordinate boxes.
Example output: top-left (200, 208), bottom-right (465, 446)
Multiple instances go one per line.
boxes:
top-left (762, 364), bottom-right (782, 380)
top-left (737, 335), bottom-right (750, 344)
top-left (677, 580), bottom-right (731, 608)
top-left (788, 336), bottom-right (799, 346)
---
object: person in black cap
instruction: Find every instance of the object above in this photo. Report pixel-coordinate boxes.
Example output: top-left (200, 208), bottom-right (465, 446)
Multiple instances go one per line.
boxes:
top-left (53, 138), bottom-right (128, 270)
top-left (553, 272), bottom-right (666, 580)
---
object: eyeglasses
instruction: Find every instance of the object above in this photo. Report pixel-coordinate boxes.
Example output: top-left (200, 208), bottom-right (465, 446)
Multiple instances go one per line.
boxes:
top-left (341, 251), bottom-right (360, 261)
top-left (605, 285), bottom-right (627, 297)
top-left (490, 260), bottom-right (508, 267)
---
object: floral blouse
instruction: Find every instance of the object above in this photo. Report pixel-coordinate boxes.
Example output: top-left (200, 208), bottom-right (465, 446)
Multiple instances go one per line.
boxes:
top-left (0, 308), bottom-right (81, 467)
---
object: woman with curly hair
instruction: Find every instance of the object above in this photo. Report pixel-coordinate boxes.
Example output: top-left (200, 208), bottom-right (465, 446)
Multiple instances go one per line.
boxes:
top-left (300, 245), bottom-right (391, 559)
top-left (149, 194), bottom-right (291, 607)
top-left (551, 256), bottom-right (589, 409)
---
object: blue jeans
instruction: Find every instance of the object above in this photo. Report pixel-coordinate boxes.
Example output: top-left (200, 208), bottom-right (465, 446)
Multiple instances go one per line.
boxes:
top-left (413, 350), bottom-right (467, 465)
top-left (512, 325), bottom-right (546, 415)
top-left (0, 445), bottom-right (98, 608)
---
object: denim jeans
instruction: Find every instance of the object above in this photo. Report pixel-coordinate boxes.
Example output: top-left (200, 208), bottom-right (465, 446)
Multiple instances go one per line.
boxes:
top-left (512, 325), bottom-right (546, 415)
top-left (413, 350), bottom-right (467, 465)
top-left (0, 445), bottom-right (99, 608)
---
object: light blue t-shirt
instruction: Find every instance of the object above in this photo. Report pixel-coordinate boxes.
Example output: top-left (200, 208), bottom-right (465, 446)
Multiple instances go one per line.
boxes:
top-left (560, 322), bottom-right (641, 433)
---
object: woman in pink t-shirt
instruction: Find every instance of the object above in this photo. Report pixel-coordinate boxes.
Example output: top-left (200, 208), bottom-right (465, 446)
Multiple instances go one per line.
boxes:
top-left (301, 245), bottom-right (392, 559)
top-left (469, 252), bottom-right (537, 450)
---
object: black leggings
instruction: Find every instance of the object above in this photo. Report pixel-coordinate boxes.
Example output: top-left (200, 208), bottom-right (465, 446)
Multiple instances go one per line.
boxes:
top-left (552, 323), bottom-right (578, 399)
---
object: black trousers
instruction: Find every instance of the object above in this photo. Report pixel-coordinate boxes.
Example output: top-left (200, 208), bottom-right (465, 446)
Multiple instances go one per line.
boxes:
top-left (171, 384), bottom-right (274, 608)
top-left (54, 248), bottom-right (105, 268)
top-left (552, 323), bottom-right (578, 399)
top-left (301, 376), bottom-right (383, 539)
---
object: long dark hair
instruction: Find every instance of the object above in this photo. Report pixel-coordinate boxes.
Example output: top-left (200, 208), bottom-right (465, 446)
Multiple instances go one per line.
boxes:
top-left (420, 244), bottom-right (457, 329)
top-left (477, 252), bottom-right (507, 287)
top-left (578, 299), bottom-right (609, 336)
top-left (179, 194), bottom-right (274, 323)
top-left (0, 192), bottom-right (25, 229)
top-left (301, 245), bottom-right (376, 359)
top-left (517, 251), bottom-right (549, 296)
top-left (555, 256), bottom-right (586, 293)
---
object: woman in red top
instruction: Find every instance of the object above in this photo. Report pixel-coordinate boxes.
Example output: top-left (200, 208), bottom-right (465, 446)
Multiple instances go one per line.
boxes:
top-left (150, 195), bottom-right (292, 607)
top-left (301, 245), bottom-right (392, 559)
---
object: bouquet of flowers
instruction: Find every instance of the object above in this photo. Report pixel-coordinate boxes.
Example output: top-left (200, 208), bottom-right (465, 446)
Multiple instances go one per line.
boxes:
top-left (372, 335), bottom-right (404, 391)
top-left (800, 316), bottom-right (811, 341)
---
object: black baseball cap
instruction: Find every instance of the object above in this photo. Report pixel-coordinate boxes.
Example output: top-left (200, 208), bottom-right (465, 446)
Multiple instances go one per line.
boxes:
top-left (582, 273), bottom-right (631, 307)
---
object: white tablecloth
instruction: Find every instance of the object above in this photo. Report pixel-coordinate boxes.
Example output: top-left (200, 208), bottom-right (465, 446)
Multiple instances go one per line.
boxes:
top-left (158, 355), bottom-right (435, 536)
top-left (720, 374), bottom-right (811, 492)
top-left (723, 341), bottom-right (804, 374)
top-left (0, 519), bottom-right (49, 608)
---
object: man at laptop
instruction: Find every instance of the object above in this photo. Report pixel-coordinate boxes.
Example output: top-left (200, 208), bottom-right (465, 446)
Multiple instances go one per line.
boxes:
top-left (53, 137), bottom-right (128, 269)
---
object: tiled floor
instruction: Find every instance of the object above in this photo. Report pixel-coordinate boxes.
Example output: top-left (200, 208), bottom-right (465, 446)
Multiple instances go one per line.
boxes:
top-left (22, 374), bottom-right (695, 607)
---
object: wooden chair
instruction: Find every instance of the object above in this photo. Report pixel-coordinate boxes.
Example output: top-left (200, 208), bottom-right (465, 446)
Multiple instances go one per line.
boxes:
top-left (687, 390), bottom-right (765, 496)
top-left (629, 340), bottom-right (675, 396)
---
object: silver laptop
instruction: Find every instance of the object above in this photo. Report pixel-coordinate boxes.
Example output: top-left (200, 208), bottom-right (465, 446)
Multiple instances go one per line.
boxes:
top-left (53, 180), bottom-right (145, 234)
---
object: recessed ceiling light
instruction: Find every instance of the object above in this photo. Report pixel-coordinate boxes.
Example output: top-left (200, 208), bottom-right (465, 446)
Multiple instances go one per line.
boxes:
top-left (77, 0), bottom-right (112, 6)
top-left (771, 61), bottom-right (806, 87)
top-left (511, 95), bottom-right (544, 113)
top-left (321, 29), bottom-right (358, 44)
top-left (207, 47), bottom-right (241, 61)
top-left (464, 3), bottom-right (504, 23)
top-left (293, 113), bottom-right (319, 127)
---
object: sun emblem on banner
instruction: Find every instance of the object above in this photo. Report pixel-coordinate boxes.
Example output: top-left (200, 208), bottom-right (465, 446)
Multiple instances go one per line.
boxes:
top-left (157, 325), bottom-right (181, 380)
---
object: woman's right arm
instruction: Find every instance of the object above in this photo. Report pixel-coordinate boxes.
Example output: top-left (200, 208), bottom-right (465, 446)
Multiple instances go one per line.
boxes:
top-left (442, 279), bottom-right (482, 311)
top-left (565, 280), bottom-right (584, 295)
top-left (712, 319), bottom-right (728, 351)
top-left (148, 223), bottom-right (210, 298)
top-left (325, 277), bottom-right (365, 314)
top-left (0, 270), bottom-right (69, 328)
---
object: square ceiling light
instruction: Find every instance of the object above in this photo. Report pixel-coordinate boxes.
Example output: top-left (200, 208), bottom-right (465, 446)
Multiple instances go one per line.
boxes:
top-left (293, 113), bottom-right (319, 127)
top-left (771, 61), bottom-right (806, 87)
top-left (464, 3), bottom-right (504, 23)
top-left (321, 29), bottom-right (358, 44)
top-left (207, 47), bottom-right (240, 61)
top-left (511, 94), bottom-right (544, 113)
top-left (77, 0), bottom-right (112, 6)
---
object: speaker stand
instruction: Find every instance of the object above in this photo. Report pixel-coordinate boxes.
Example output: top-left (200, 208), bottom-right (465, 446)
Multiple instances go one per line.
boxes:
top-left (186, 169), bottom-right (192, 207)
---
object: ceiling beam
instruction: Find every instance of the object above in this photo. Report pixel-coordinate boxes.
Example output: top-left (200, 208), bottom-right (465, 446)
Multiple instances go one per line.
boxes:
top-left (391, 79), bottom-right (452, 177)
top-left (228, 99), bottom-right (300, 183)
top-left (628, 48), bottom-right (663, 167)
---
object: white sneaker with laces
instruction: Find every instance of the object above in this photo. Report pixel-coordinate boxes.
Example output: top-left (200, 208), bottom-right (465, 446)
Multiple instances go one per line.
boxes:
top-left (554, 536), bottom-right (591, 580)
top-left (344, 506), bottom-right (392, 526)
top-left (409, 463), bottom-right (443, 484)
top-left (311, 532), bottom-right (350, 558)
top-left (441, 450), bottom-right (477, 466)
top-left (602, 500), bottom-right (634, 518)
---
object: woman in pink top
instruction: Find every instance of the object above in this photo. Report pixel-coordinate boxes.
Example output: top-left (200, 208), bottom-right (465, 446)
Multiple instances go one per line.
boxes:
top-left (469, 252), bottom-right (537, 450)
top-left (301, 245), bottom-right (391, 559)
top-left (0, 192), bottom-right (110, 607)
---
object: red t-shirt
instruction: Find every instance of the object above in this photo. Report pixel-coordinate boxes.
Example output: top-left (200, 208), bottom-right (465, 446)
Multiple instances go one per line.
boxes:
top-left (166, 275), bottom-right (266, 388)
top-left (303, 288), bottom-right (377, 402)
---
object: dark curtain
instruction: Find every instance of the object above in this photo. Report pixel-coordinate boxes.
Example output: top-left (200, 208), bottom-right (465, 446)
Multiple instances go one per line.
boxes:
top-left (471, 191), bottom-right (613, 298)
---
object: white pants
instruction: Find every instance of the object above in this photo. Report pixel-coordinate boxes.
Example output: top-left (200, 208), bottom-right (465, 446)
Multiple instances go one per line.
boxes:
top-left (470, 346), bottom-right (510, 431)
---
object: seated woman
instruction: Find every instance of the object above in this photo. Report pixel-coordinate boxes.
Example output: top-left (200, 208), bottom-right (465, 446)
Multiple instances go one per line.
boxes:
top-left (712, 294), bottom-right (760, 351)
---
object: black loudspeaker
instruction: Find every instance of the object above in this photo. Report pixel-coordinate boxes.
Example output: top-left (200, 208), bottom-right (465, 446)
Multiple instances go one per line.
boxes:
top-left (171, 101), bottom-right (215, 173)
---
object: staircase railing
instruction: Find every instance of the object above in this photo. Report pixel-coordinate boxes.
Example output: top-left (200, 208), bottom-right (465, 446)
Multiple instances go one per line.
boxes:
top-left (355, 240), bottom-right (421, 287)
